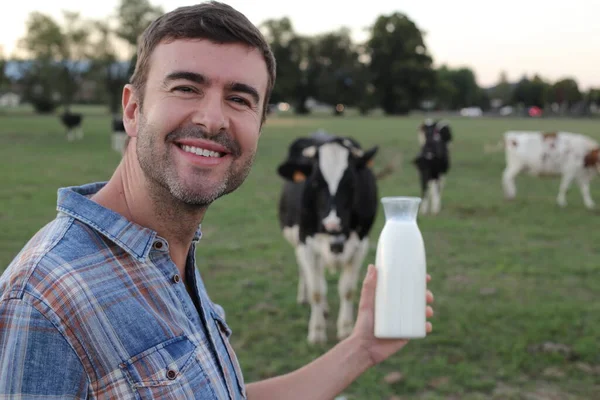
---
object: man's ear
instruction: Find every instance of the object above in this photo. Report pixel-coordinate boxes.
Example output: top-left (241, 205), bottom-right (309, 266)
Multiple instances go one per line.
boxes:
top-left (122, 84), bottom-right (139, 139)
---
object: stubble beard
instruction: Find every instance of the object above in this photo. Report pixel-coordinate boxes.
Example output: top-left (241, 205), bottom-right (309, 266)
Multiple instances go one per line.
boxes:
top-left (136, 115), bottom-right (256, 210)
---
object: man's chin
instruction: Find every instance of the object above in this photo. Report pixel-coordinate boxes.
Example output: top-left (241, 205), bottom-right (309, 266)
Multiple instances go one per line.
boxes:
top-left (169, 180), bottom-right (230, 207)
top-left (173, 190), bottom-right (223, 208)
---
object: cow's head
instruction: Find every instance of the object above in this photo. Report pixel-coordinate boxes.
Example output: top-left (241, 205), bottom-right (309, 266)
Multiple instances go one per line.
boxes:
top-left (583, 148), bottom-right (600, 173)
top-left (283, 136), bottom-right (377, 235)
top-left (418, 119), bottom-right (443, 144)
top-left (277, 137), bottom-right (318, 182)
top-left (302, 138), bottom-right (377, 235)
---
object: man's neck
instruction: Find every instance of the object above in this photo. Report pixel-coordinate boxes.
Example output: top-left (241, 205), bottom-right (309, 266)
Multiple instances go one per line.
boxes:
top-left (91, 148), bottom-right (207, 276)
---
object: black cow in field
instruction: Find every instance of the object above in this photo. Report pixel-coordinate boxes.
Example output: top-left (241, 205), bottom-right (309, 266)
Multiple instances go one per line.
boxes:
top-left (413, 119), bottom-right (452, 215)
top-left (60, 111), bottom-right (84, 141)
top-left (277, 131), bottom-right (380, 344)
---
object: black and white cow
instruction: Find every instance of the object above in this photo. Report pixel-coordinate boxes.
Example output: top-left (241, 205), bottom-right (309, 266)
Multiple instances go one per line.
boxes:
top-left (277, 132), bottom-right (379, 344)
top-left (413, 119), bottom-right (452, 215)
top-left (60, 111), bottom-right (84, 141)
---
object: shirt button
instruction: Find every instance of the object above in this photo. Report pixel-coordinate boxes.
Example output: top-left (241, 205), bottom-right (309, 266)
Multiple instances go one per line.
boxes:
top-left (153, 241), bottom-right (163, 250)
top-left (172, 274), bottom-right (180, 283)
top-left (166, 369), bottom-right (177, 380)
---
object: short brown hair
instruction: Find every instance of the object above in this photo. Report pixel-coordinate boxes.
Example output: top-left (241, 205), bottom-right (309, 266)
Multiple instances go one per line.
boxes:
top-left (129, 1), bottom-right (276, 123)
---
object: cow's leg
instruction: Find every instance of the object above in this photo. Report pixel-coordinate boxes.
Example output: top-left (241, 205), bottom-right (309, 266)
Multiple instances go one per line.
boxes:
top-left (66, 129), bottom-right (74, 142)
top-left (295, 244), bottom-right (327, 344)
top-left (419, 169), bottom-right (430, 215)
top-left (337, 237), bottom-right (368, 340)
top-left (430, 180), bottom-right (441, 215)
top-left (297, 265), bottom-right (307, 304)
top-left (502, 163), bottom-right (523, 199)
top-left (76, 127), bottom-right (83, 140)
top-left (576, 173), bottom-right (595, 209)
top-left (284, 226), bottom-right (307, 304)
top-left (438, 174), bottom-right (447, 212)
top-left (557, 171), bottom-right (576, 208)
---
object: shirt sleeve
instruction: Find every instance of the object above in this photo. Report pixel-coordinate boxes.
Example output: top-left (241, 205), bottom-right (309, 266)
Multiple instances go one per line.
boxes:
top-left (0, 298), bottom-right (89, 398)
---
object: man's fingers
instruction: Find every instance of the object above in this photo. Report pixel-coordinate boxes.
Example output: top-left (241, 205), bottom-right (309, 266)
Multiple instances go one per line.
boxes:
top-left (426, 290), bottom-right (434, 304)
top-left (426, 322), bottom-right (433, 333)
top-left (426, 306), bottom-right (433, 318)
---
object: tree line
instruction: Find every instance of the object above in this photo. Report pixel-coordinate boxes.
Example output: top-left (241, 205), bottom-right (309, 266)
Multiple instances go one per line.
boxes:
top-left (1, 0), bottom-right (598, 116)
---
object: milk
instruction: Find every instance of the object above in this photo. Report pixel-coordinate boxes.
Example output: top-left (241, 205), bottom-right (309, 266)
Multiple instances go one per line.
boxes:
top-left (374, 197), bottom-right (427, 339)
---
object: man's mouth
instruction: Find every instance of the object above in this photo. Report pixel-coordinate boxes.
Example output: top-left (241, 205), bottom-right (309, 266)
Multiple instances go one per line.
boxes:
top-left (177, 144), bottom-right (225, 158)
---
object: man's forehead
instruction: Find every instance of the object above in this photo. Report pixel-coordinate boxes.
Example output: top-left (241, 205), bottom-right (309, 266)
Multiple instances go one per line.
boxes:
top-left (148, 39), bottom-right (268, 91)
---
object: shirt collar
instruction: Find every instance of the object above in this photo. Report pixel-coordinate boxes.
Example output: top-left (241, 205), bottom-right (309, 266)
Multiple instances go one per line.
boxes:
top-left (56, 181), bottom-right (203, 261)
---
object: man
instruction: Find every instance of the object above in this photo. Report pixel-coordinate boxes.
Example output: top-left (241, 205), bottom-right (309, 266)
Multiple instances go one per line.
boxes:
top-left (0, 2), bottom-right (434, 399)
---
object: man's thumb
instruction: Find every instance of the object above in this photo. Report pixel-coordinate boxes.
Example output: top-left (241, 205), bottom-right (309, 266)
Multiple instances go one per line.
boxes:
top-left (358, 264), bottom-right (377, 312)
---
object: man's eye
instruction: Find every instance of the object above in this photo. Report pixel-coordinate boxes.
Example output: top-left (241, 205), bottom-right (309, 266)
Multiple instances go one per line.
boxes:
top-left (173, 86), bottom-right (195, 93)
top-left (230, 96), bottom-right (251, 106)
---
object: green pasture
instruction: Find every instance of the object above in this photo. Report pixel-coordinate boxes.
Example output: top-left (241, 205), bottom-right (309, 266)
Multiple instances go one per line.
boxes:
top-left (0, 107), bottom-right (598, 399)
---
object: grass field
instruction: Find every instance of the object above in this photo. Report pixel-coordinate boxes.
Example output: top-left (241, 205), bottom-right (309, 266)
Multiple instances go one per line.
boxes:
top-left (0, 107), bottom-right (599, 399)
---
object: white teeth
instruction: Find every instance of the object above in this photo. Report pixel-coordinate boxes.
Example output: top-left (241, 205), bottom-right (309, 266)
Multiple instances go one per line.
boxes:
top-left (181, 145), bottom-right (223, 158)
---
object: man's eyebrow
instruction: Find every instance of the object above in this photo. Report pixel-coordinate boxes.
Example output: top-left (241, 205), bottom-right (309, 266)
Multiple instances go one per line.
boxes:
top-left (162, 71), bottom-right (261, 105)
top-left (227, 82), bottom-right (260, 105)
top-left (163, 71), bottom-right (209, 86)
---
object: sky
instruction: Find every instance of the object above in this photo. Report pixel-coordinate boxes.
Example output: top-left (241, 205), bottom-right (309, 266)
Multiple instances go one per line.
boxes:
top-left (1, 0), bottom-right (599, 89)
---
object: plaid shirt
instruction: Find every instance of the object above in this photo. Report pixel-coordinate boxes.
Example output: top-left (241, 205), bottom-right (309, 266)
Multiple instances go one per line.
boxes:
top-left (0, 182), bottom-right (246, 399)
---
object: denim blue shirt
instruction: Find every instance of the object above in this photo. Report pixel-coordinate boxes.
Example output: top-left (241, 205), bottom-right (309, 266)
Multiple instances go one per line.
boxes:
top-left (0, 182), bottom-right (246, 399)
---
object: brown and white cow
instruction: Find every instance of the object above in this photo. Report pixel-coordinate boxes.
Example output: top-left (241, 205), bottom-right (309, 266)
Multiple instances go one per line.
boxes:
top-left (501, 131), bottom-right (600, 209)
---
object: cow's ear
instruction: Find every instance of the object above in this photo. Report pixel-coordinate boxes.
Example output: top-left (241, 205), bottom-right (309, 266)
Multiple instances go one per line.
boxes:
top-left (293, 170), bottom-right (307, 182)
top-left (357, 146), bottom-right (378, 168)
top-left (277, 162), bottom-right (313, 182)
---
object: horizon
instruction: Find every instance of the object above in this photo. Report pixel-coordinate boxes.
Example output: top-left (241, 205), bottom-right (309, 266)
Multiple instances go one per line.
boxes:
top-left (1, 0), bottom-right (599, 90)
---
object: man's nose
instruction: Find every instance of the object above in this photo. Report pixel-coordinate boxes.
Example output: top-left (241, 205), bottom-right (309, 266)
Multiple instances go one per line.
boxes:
top-left (191, 92), bottom-right (229, 134)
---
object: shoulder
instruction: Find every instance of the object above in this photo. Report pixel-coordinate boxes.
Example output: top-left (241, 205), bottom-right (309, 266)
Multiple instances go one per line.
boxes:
top-left (1, 213), bottom-right (115, 309)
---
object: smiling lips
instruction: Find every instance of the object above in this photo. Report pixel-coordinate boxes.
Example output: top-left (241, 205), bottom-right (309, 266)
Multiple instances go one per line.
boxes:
top-left (174, 140), bottom-right (231, 166)
top-left (180, 144), bottom-right (224, 158)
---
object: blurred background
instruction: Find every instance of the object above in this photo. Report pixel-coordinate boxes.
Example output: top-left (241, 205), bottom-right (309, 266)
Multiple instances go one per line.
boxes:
top-left (1, 1), bottom-right (598, 399)
top-left (1, 0), bottom-right (598, 117)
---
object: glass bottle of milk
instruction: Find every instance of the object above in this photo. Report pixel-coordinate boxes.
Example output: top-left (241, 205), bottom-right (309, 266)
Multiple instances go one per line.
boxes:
top-left (374, 196), bottom-right (427, 339)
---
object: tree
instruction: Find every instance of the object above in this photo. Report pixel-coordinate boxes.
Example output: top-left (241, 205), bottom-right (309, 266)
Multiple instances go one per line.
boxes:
top-left (312, 28), bottom-right (368, 114)
top-left (260, 17), bottom-right (303, 105)
top-left (18, 11), bottom-right (92, 111)
top-left (513, 75), bottom-right (550, 108)
top-left (366, 12), bottom-right (435, 115)
top-left (0, 49), bottom-right (8, 91)
top-left (88, 19), bottom-right (130, 114)
top-left (548, 78), bottom-right (582, 109)
top-left (586, 88), bottom-right (600, 104)
top-left (528, 75), bottom-right (550, 108)
top-left (489, 71), bottom-right (513, 106)
top-left (433, 65), bottom-right (489, 110)
top-left (115, 0), bottom-right (164, 77)
top-left (512, 76), bottom-right (532, 107)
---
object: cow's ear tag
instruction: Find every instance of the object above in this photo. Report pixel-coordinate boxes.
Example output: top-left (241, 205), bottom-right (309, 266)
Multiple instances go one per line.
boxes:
top-left (293, 171), bottom-right (306, 182)
top-left (367, 159), bottom-right (375, 168)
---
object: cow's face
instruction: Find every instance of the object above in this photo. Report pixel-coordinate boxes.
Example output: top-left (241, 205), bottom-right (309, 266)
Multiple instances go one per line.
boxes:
top-left (419, 120), bottom-right (441, 145)
top-left (583, 148), bottom-right (600, 173)
top-left (301, 139), bottom-right (377, 235)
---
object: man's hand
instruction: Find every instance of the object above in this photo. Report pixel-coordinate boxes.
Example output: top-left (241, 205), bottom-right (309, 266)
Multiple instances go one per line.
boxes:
top-left (348, 264), bottom-right (434, 367)
top-left (245, 264), bottom-right (434, 400)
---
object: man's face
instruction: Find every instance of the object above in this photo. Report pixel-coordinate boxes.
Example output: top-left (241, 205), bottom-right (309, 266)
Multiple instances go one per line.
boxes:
top-left (124, 39), bottom-right (268, 207)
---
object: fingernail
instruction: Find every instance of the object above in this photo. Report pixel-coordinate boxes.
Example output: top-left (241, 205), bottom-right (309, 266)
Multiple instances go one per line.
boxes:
top-left (367, 264), bottom-right (375, 278)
